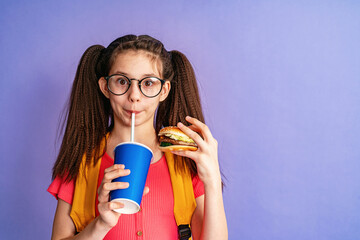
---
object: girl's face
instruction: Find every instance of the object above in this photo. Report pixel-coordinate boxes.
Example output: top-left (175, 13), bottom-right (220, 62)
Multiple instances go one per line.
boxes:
top-left (99, 50), bottom-right (171, 129)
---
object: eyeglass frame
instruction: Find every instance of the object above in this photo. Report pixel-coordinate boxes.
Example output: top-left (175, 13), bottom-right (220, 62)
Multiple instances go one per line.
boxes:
top-left (104, 74), bottom-right (166, 98)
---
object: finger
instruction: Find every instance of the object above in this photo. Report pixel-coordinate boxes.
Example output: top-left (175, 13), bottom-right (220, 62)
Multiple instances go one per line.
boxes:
top-left (98, 201), bottom-right (124, 212)
top-left (99, 166), bottom-right (126, 196)
top-left (103, 181), bottom-right (130, 191)
top-left (177, 122), bottom-right (206, 149)
top-left (171, 150), bottom-right (198, 163)
top-left (98, 180), bottom-right (130, 202)
top-left (185, 116), bottom-right (213, 141)
top-left (98, 168), bottom-right (130, 202)
top-left (104, 164), bottom-right (125, 174)
top-left (187, 125), bottom-right (208, 141)
top-left (187, 124), bottom-right (202, 133)
top-left (103, 168), bottom-right (130, 182)
top-left (143, 186), bottom-right (150, 196)
top-left (97, 185), bottom-right (110, 203)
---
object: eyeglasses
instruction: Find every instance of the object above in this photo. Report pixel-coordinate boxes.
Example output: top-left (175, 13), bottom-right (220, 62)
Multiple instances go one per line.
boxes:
top-left (105, 74), bottom-right (165, 98)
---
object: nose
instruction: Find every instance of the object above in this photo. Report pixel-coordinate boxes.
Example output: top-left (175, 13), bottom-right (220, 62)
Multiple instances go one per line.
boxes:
top-left (127, 80), bottom-right (141, 102)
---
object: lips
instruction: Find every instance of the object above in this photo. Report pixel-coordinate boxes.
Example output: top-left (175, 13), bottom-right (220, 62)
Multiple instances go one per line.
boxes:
top-left (126, 110), bottom-right (141, 115)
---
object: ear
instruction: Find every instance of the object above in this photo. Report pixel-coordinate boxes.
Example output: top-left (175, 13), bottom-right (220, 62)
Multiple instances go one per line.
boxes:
top-left (98, 77), bottom-right (110, 99)
top-left (159, 80), bottom-right (171, 102)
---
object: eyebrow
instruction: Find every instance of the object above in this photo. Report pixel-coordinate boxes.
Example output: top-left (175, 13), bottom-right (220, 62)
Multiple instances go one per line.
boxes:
top-left (112, 71), bottom-right (159, 78)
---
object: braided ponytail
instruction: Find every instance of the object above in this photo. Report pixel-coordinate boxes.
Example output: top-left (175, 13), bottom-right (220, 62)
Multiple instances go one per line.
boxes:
top-left (52, 45), bottom-right (111, 181)
top-left (156, 50), bottom-right (205, 175)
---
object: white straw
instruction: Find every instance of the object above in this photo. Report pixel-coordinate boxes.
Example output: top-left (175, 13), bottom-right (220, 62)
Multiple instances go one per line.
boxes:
top-left (131, 113), bottom-right (135, 142)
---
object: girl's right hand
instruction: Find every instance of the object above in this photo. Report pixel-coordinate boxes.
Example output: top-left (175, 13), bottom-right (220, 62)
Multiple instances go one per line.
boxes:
top-left (97, 164), bottom-right (150, 229)
top-left (97, 164), bottom-right (130, 229)
top-left (98, 164), bottom-right (130, 228)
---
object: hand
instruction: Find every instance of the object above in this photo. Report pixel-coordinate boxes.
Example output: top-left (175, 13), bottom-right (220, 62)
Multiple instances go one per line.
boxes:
top-left (172, 116), bottom-right (221, 189)
top-left (97, 164), bottom-right (149, 229)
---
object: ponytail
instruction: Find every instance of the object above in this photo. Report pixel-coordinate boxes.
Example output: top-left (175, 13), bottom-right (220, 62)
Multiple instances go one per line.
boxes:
top-left (52, 45), bottom-right (111, 181)
top-left (156, 50), bottom-right (204, 175)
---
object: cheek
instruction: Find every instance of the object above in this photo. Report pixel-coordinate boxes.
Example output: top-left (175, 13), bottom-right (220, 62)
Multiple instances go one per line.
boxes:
top-left (145, 98), bottom-right (160, 112)
top-left (108, 96), bottom-right (124, 110)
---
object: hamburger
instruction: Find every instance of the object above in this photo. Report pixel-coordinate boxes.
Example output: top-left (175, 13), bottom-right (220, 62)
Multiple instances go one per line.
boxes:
top-left (158, 126), bottom-right (198, 152)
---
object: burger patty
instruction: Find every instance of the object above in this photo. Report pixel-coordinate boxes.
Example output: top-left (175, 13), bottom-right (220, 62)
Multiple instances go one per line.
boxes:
top-left (159, 136), bottom-right (197, 147)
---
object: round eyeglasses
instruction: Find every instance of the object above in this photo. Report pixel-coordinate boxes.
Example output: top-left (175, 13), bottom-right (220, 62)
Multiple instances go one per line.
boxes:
top-left (105, 74), bottom-right (166, 98)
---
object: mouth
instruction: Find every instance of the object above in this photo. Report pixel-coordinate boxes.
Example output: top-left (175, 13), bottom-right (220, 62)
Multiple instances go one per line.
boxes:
top-left (125, 110), bottom-right (141, 115)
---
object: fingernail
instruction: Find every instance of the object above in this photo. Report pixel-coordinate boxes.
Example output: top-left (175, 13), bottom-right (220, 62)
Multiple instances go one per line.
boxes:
top-left (115, 202), bottom-right (124, 208)
top-left (115, 164), bottom-right (125, 169)
top-left (178, 122), bottom-right (183, 127)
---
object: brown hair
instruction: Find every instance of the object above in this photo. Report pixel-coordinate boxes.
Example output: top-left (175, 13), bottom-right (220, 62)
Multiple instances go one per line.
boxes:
top-left (52, 35), bottom-right (204, 181)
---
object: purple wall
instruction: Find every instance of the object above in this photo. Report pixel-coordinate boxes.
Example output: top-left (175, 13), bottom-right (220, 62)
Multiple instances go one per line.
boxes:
top-left (1, 1), bottom-right (359, 239)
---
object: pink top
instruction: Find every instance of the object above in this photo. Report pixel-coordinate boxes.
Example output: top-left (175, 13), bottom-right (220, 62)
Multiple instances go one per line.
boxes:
top-left (48, 153), bottom-right (204, 240)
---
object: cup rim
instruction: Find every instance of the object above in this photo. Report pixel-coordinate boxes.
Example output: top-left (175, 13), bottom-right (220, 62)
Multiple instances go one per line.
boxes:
top-left (114, 142), bottom-right (153, 155)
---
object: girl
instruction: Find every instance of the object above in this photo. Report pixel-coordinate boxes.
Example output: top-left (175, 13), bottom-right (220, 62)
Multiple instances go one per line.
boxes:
top-left (48, 35), bottom-right (227, 240)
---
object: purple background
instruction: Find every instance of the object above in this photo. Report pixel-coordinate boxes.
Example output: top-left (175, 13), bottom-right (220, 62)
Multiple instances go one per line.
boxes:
top-left (1, 1), bottom-right (359, 239)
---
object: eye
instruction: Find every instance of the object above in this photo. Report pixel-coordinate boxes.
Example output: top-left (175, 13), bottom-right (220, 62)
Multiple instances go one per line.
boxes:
top-left (116, 77), bottom-right (129, 86)
top-left (143, 79), bottom-right (155, 87)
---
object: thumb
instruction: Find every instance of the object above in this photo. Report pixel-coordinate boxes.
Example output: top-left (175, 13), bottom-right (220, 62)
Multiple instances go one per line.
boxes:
top-left (143, 186), bottom-right (150, 196)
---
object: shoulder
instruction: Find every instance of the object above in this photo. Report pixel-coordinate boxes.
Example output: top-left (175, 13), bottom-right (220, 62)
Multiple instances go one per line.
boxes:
top-left (47, 175), bottom-right (75, 204)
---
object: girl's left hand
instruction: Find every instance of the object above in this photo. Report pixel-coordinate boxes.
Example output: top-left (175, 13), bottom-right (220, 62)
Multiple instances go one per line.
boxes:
top-left (171, 116), bottom-right (222, 188)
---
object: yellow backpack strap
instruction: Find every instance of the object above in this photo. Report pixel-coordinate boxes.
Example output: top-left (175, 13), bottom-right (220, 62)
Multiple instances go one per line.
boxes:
top-left (70, 136), bottom-right (107, 232)
top-left (165, 152), bottom-right (197, 240)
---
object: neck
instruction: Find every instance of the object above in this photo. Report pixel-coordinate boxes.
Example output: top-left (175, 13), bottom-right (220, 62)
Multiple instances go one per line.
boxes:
top-left (111, 123), bottom-right (157, 146)
top-left (108, 119), bottom-right (163, 162)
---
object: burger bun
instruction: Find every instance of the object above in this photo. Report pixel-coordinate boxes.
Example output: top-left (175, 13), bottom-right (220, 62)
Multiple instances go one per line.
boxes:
top-left (159, 145), bottom-right (198, 152)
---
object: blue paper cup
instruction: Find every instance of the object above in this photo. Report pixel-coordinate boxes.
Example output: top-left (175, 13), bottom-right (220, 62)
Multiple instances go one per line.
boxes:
top-left (110, 142), bottom-right (153, 214)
